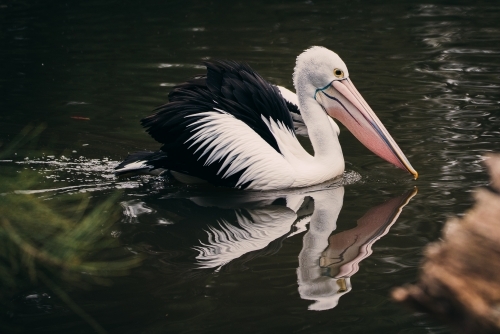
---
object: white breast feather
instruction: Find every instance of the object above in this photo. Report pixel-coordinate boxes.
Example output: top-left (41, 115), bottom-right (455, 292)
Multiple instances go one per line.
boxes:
top-left (185, 111), bottom-right (295, 190)
top-left (261, 115), bottom-right (311, 164)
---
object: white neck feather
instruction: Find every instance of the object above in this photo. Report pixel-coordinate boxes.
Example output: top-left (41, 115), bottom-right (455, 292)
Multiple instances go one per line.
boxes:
top-left (294, 69), bottom-right (343, 165)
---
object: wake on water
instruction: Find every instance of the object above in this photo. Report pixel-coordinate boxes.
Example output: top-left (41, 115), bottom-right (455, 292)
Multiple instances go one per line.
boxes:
top-left (1, 155), bottom-right (363, 197)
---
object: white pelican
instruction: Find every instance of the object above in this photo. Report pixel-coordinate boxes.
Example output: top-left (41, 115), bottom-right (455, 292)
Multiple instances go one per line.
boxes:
top-left (115, 46), bottom-right (418, 190)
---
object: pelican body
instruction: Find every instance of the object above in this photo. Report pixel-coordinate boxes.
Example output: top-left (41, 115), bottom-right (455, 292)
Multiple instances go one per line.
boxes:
top-left (115, 47), bottom-right (417, 190)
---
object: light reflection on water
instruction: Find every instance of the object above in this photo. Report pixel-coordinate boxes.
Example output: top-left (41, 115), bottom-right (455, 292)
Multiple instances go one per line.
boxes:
top-left (2, 0), bottom-right (500, 332)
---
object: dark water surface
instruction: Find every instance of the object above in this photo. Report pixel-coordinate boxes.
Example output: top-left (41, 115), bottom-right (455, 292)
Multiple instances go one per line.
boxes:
top-left (1, 0), bottom-right (500, 333)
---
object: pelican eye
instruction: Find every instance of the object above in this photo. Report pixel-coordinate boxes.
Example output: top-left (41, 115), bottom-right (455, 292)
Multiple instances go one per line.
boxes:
top-left (334, 68), bottom-right (344, 78)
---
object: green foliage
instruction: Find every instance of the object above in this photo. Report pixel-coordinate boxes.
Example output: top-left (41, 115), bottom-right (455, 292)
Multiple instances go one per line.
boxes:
top-left (0, 126), bottom-right (141, 333)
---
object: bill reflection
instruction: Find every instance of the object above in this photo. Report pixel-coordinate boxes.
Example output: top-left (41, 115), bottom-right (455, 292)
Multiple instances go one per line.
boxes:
top-left (297, 187), bottom-right (417, 310)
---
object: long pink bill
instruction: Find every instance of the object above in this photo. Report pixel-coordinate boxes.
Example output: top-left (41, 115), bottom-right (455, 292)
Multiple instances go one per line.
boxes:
top-left (316, 78), bottom-right (418, 179)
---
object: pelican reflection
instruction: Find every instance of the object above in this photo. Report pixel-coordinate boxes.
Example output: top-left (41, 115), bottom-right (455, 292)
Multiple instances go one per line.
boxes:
top-left (297, 187), bottom-right (417, 311)
top-left (120, 185), bottom-right (416, 310)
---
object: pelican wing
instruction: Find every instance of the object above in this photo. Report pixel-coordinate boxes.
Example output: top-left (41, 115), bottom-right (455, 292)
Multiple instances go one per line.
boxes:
top-left (144, 61), bottom-right (295, 149)
top-left (139, 60), bottom-right (297, 189)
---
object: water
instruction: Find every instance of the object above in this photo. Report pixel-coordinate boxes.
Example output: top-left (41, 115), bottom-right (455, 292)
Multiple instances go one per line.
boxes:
top-left (1, 0), bottom-right (499, 333)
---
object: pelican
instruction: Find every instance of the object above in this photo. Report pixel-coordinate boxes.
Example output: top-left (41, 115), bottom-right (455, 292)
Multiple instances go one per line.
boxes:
top-left (115, 46), bottom-right (418, 190)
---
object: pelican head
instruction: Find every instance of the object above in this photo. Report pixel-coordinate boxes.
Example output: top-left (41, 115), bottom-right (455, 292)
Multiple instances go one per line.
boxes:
top-left (294, 46), bottom-right (418, 179)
